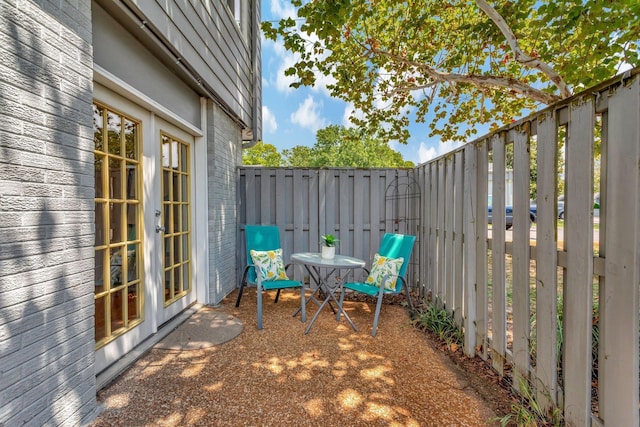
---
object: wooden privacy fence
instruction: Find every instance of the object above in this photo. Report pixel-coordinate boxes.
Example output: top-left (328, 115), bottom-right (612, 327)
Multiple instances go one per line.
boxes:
top-left (237, 168), bottom-right (422, 286)
top-left (237, 68), bottom-right (640, 426)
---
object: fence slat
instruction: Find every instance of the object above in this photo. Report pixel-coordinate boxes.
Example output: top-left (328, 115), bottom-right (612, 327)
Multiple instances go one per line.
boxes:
top-left (445, 156), bottom-right (455, 310)
top-left (535, 111), bottom-right (559, 411)
top-left (464, 145), bottom-right (478, 356)
top-left (476, 143), bottom-right (489, 359)
top-left (563, 99), bottom-right (595, 425)
top-left (453, 151), bottom-right (465, 326)
top-left (601, 77), bottom-right (640, 426)
top-left (437, 160), bottom-right (446, 305)
top-left (511, 128), bottom-right (531, 393)
top-left (491, 133), bottom-right (507, 376)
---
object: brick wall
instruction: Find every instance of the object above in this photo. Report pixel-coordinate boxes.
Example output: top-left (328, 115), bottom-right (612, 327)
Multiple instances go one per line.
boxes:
top-left (206, 100), bottom-right (241, 304)
top-left (0, 1), bottom-right (97, 426)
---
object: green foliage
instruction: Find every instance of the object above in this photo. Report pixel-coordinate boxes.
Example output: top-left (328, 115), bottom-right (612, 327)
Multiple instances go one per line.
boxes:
top-left (494, 378), bottom-right (563, 427)
top-left (242, 141), bottom-right (285, 166)
top-left (282, 125), bottom-right (415, 167)
top-left (411, 303), bottom-right (463, 348)
top-left (264, 0), bottom-right (640, 143)
top-left (320, 234), bottom-right (338, 247)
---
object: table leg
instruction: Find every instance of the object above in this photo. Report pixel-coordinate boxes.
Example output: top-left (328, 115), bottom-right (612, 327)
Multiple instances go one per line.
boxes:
top-left (304, 284), bottom-right (358, 334)
top-left (292, 265), bottom-right (336, 317)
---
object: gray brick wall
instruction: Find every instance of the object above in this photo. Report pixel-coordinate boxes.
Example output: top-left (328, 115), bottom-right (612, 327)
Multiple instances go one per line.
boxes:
top-left (206, 100), bottom-right (241, 304)
top-left (0, 1), bottom-right (97, 426)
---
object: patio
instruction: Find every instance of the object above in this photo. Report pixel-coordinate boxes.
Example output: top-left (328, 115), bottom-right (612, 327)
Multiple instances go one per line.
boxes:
top-left (90, 289), bottom-right (503, 426)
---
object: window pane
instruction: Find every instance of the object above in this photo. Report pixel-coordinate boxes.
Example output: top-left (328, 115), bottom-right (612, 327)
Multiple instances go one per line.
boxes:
top-left (181, 174), bottom-right (188, 202)
top-left (95, 155), bottom-right (105, 199)
top-left (180, 143), bottom-right (188, 172)
top-left (164, 270), bottom-right (172, 302)
top-left (164, 236), bottom-right (172, 267)
top-left (127, 285), bottom-right (139, 322)
top-left (127, 243), bottom-right (139, 283)
top-left (126, 204), bottom-right (138, 241)
top-left (182, 261), bottom-right (190, 292)
top-left (126, 164), bottom-right (137, 200)
top-left (182, 204), bottom-right (189, 231)
top-left (110, 246), bottom-right (124, 286)
top-left (95, 249), bottom-right (106, 293)
top-left (110, 288), bottom-right (124, 333)
top-left (107, 111), bottom-right (122, 156)
top-left (124, 119), bottom-right (138, 160)
top-left (174, 265), bottom-right (181, 294)
top-left (95, 202), bottom-right (106, 246)
top-left (173, 203), bottom-right (180, 232)
top-left (109, 202), bottom-right (124, 244)
top-left (93, 105), bottom-right (105, 152)
top-left (109, 158), bottom-right (123, 199)
top-left (95, 296), bottom-right (106, 341)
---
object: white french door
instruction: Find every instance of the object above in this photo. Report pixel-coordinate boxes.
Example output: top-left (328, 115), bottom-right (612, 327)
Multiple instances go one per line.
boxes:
top-left (93, 83), bottom-right (199, 373)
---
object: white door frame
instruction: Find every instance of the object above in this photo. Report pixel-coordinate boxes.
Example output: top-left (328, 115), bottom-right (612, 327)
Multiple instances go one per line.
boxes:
top-left (93, 69), bottom-right (209, 373)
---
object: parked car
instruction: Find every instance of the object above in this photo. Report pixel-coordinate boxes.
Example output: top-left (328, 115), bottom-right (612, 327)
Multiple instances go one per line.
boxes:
top-left (488, 204), bottom-right (536, 229)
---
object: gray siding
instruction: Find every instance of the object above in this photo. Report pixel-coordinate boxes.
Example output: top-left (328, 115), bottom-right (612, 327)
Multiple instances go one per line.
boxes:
top-left (126, 0), bottom-right (261, 138)
top-left (0, 1), bottom-right (97, 426)
top-left (92, 3), bottom-right (202, 128)
top-left (207, 101), bottom-right (241, 303)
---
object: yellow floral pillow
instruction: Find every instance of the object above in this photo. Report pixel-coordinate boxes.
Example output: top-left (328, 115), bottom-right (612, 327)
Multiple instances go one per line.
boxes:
top-left (365, 253), bottom-right (404, 291)
top-left (250, 248), bottom-right (289, 281)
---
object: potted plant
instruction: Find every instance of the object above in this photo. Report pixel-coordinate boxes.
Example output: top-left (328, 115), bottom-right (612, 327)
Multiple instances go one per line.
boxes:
top-left (320, 234), bottom-right (338, 259)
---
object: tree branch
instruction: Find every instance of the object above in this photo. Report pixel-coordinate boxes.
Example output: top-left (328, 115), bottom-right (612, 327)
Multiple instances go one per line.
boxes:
top-left (476, 0), bottom-right (572, 98)
top-left (371, 48), bottom-right (563, 105)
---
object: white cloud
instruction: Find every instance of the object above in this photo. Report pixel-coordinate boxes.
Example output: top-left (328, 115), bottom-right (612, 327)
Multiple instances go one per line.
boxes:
top-left (270, 0), bottom-right (297, 18)
top-left (418, 140), bottom-right (465, 163)
top-left (291, 96), bottom-right (327, 133)
top-left (262, 106), bottom-right (278, 134)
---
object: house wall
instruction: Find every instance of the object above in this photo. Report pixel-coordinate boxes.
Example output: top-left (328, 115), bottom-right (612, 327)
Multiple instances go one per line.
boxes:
top-left (0, 2), bottom-right (98, 426)
top-left (121, 0), bottom-right (261, 138)
top-left (207, 101), bottom-right (241, 304)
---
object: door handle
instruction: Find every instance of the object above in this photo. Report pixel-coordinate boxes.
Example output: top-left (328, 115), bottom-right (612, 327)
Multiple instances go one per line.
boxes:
top-left (155, 225), bottom-right (166, 233)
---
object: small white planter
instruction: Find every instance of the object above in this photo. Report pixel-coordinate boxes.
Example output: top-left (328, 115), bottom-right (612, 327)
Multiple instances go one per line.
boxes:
top-left (321, 245), bottom-right (335, 259)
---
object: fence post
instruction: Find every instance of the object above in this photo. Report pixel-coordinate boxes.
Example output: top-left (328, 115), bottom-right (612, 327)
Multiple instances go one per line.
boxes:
top-left (463, 144), bottom-right (478, 356)
top-left (601, 76), bottom-right (640, 426)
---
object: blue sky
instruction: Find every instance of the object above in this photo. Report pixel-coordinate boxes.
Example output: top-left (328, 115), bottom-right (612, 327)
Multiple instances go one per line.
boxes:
top-left (260, 0), bottom-right (468, 165)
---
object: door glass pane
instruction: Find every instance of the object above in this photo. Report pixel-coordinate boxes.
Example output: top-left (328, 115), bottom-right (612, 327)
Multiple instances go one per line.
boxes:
top-left (109, 202), bottom-right (123, 244)
top-left (161, 134), bottom-right (192, 305)
top-left (95, 202), bottom-right (106, 246)
top-left (95, 296), bottom-right (106, 341)
top-left (95, 155), bottom-right (105, 199)
top-left (107, 111), bottom-right (122, 156)
top-left (127, 284), bottom-right (139, 321)
top-left (95, 249), bottom-right (106, 293)
top-left (173, 203), bottom-right (180, 232)
top-left (127, 243), bottom-right (139, 282)
top-left (94, 103), bottom-right (143, 348)
top-left (93, 105), bottom-right (105, 152)
top-left (126, 164), bottom-right (137, 200)
top-left (182, 205), bottom-right (189, 231)
top-left (124, 119), bottom-right (138, 160)
top-left (110, 288), bottom-right (124, 333)
top-left (174, 265), bottom-right (182, 294)
top-left (109, 158), bottom-right (123, 200)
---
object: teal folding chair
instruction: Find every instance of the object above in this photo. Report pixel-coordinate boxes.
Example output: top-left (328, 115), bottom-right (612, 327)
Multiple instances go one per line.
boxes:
top-left (236, 225), bottom-right (306, 329)
top-left (338, 233), bottom-right (416, 336)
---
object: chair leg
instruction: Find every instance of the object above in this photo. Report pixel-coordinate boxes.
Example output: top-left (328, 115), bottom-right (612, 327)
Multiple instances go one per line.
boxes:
top-left (371, 289), bottom-right (385, 337)
top-left (337, 287), bottom-right (346, 321)
top-left (274, 289), bottom-right (281, 303)
top-left (235, 267), bottom-right (250, 307)
top-left (300, 286), bottom-right (306, 323)
top-left (257, 283), bottom-right (263, 330)
top-left (404, 282), bottom-right (415, 314)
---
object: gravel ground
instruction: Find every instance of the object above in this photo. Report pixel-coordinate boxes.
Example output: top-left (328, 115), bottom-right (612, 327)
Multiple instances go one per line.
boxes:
top-left (91, 289), bottom-right (499, 426)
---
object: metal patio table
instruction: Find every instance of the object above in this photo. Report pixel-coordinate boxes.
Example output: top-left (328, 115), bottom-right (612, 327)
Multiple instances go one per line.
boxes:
top-left (290, 252), bottom-right (366, 334)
